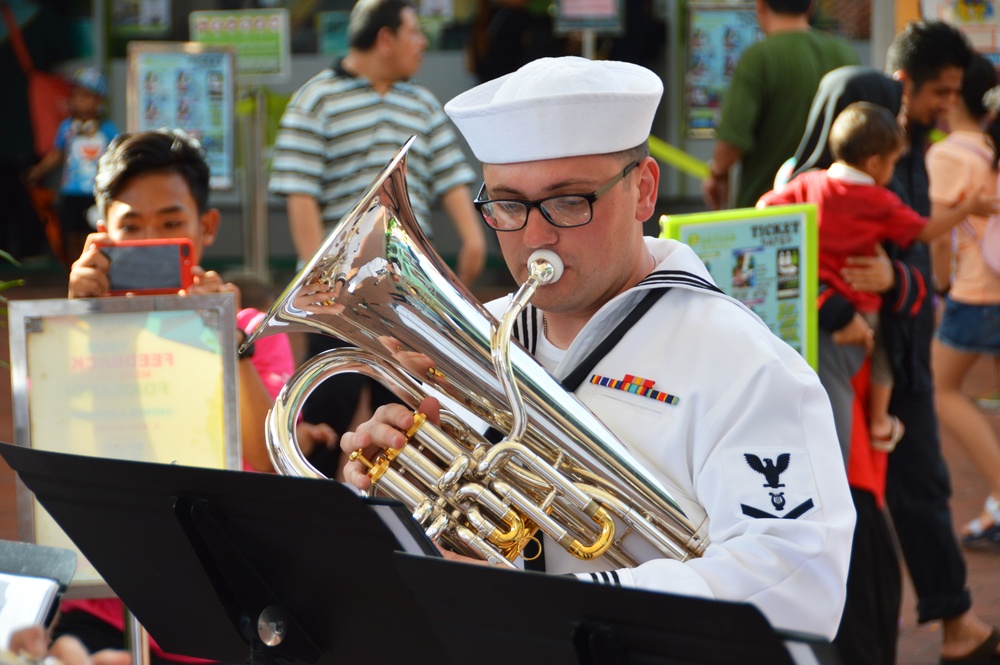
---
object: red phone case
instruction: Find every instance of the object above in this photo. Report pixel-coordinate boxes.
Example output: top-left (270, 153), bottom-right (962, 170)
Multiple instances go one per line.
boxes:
top-left (97, 238), bottom-right (195, 296)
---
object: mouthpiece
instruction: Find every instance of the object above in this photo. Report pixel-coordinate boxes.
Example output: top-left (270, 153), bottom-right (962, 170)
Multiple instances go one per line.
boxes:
top-left (527, 250), bottom-right (564, 285)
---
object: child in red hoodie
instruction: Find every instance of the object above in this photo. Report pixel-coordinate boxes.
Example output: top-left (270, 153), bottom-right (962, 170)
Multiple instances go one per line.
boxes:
top-left (759, 101), bottom-right (989, 451)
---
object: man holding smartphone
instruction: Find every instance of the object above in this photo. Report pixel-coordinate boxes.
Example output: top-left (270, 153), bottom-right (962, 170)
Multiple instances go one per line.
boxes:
top-left (67, 129), bottom-right (225, 301)
top-left (68, 128), bottom-right (338, 469)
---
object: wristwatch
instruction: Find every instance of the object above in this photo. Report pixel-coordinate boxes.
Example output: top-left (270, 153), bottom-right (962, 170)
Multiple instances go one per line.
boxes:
top-left (236, 328), bottom-right (255, 360)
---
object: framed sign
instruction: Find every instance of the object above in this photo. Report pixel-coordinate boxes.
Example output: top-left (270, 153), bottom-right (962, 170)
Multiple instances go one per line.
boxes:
top-left (660, 204), bottom-right (818, 369)
top-left (685, 3), bottom-right (762, 138)
top-left (127, 41), bottom-right (236, 189)
top-left (555, 0), bottom-right (623, 35)
top-left (110, 0), bottom-right (171, 38)
top-left (190, 9), bottom-right (291, 85)
top-left (8, 294), bottom-right (242, 596)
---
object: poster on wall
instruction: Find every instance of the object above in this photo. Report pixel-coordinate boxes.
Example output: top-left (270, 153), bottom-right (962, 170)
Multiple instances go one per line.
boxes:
top-left (685, 2), bottom-right (762, 138)
top-left (660, 204), bottom-right (818, 369)
top-left (317, 11), bottom-right (351, 56)
top-left (110, 0), bottom-right (170, 37)
top-left (921, 0), bottom-right (1000, 64)
top-left (126, 41), bottom-right (236, 189)
top-left (8, 295), bottom-right (241, 593)
top-left (189, 9), bottom-right (291, 85)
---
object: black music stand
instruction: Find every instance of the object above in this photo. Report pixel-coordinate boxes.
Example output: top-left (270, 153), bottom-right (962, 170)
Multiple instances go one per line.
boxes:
top-left (393, 552), bottom-right (842, 665)
top-left (0, 539), bottom-right (77, 592)
top-left (0, 441), bottom-right (447, 665)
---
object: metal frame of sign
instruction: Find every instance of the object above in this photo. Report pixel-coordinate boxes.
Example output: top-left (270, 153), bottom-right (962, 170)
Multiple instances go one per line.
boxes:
top-left (126, 41), bottom-right (236, 190)
top-left (660, 204), bottom-right (818, 370)
top-left (8, 294), bottom-right (241, 597)
top-left (684, 2), bottom-right (762, 138)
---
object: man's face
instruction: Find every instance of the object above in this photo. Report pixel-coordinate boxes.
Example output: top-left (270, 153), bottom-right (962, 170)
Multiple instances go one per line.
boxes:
top-left (902, 66), bottom-right (963, 126)
top-left (482, 154), bottom-right (656, 318)
top-left (386, 8), bottom-right (427, 80)
top-left (102, 171), bottom-right (219, 265)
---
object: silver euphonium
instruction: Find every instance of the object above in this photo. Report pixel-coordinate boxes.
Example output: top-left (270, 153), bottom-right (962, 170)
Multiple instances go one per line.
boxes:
top-left (246, 137), bottom-right (708, 568)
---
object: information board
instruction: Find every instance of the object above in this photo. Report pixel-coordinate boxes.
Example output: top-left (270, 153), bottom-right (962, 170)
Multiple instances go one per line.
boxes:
top-left (190, 9), bottom-right (291, 85)
top-left (110, 0), bottom-right (171, 37)
top-left (660, 204), bottom-right (818, 369)
top-left (685, 2), bottom-right (762, 137)
top-left (8, 294), bottom-right (242, 595)
top-left (555, 0), bottom-right (623, 35)
top-left (126, 41), bottom-right (236, 189)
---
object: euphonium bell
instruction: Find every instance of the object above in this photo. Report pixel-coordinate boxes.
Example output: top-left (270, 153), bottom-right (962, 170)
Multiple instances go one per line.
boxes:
top-left (246, 137), bottom-right (708, 568)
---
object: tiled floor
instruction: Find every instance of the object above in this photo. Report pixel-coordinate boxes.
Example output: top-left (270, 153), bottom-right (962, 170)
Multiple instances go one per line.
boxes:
top-left (897, 365), bottom-right (1000, 665)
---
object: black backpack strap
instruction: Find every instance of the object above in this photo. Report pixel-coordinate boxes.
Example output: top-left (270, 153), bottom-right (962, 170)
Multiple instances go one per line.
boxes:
top-left (560, 288), bottom-right (669, 392)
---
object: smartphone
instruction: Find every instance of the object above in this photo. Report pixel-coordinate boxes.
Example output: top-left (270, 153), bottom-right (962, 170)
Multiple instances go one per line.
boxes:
top-left (97, 239), bottom-right (195, 296)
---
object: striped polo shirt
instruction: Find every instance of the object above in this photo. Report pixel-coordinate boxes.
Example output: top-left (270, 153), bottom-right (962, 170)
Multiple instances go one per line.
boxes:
top-left (269, 59), bottom-right (476, 237)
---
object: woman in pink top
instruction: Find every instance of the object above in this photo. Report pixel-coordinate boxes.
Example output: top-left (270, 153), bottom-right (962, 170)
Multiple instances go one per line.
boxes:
top-left (927, 53), bottom-right (1000, 547)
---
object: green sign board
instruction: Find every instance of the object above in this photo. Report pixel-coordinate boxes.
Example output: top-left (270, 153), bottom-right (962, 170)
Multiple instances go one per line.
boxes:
top-left (661, 204), bottom-right (818, 369)
top-left (190, 9), bottom-right (290, 85)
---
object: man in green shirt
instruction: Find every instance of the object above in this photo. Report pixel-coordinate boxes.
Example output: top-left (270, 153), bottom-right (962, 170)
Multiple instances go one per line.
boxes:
top-left (702, 0), bottom-right (859, 210)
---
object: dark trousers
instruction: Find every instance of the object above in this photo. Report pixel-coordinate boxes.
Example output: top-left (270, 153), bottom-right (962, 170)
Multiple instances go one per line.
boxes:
top-left (886, 385), bottom-right (971, 623)
top-left (834, 488), bottom-right (901, 665)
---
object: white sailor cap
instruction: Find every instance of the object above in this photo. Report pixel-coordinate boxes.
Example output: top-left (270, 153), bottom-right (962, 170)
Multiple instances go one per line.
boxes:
top-left (445, 56), bottom-right (663, 164)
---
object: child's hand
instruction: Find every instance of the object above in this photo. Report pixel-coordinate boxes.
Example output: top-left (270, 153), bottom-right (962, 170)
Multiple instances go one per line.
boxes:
top-left (295, 421), bottom-right (339, 458)
top-left (67, 233), bottom-right (113, 298)
top-left (183, 267), bottom-right (242, 310)
top-left (830, 313), bottom-right (874, 355)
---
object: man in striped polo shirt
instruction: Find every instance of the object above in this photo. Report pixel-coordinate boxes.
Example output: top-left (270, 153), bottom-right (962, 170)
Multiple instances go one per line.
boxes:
top-left (270, 0), bottom-right (487, 473)
top-left (270, 0), bottom-right (484, 281)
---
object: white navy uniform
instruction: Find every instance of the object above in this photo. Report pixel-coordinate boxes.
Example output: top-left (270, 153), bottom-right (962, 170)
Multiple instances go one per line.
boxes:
top-left (485, 237), bottom-right (855, 641)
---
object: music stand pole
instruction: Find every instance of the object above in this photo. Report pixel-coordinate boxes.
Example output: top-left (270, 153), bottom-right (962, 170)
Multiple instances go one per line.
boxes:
top-left (123, 610), bottom-right (151, 665)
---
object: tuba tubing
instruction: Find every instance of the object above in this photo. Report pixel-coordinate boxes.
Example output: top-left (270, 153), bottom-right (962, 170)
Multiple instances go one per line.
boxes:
top-left (247, 137), bottom-right (709, 568)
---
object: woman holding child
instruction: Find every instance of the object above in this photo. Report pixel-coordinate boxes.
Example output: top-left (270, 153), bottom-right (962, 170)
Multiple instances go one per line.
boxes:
top-left (760, 68), bottom-right (908, 664)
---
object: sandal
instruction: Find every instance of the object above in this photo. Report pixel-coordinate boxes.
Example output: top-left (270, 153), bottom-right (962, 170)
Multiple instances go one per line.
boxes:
top-left (962, 496), bottom-right (1000, 547)
top-left (871, 415), bottom-right (905, 453)
top-left (940, 626), bottom-right (1000, 663)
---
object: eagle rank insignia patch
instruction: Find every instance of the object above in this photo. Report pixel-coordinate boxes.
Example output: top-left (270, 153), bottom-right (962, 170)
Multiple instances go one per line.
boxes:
top-left (724, 448), bottom-right (819, 520)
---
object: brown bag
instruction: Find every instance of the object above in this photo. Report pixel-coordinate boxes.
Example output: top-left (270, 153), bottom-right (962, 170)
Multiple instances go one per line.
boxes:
top-left (2, 2), bottom-right (72, 157)
top-left (26, 184), bottom-right (66, 265)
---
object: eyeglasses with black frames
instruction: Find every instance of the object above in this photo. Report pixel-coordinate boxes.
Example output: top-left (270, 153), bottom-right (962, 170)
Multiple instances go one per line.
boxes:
top-left (473, 160), bottom-right (641, 232)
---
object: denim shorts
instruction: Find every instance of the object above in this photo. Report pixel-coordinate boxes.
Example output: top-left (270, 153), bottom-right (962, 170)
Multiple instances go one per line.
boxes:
top-left (936, 298), bottom-right (1000, 354)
